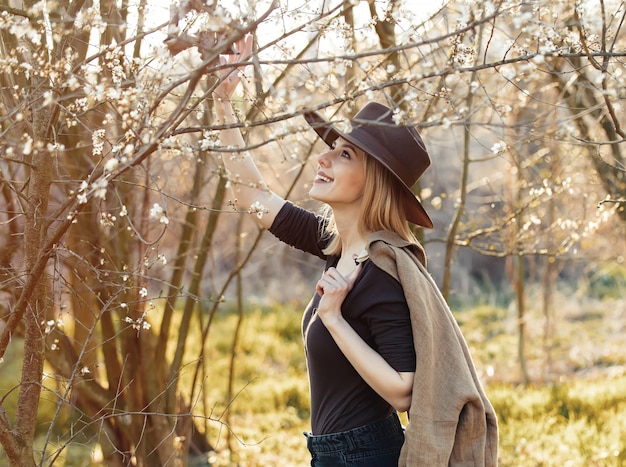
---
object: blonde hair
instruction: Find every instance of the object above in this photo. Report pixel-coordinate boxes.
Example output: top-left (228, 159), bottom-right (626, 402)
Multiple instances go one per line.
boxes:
top-left (321, 154), bottom-right (418, 256)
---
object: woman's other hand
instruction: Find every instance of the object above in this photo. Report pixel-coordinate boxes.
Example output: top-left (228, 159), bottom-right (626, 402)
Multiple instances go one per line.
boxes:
top-left (213, 34), bottom-right (253, 101)
top-left (315, 265), bottom-right (362, 325)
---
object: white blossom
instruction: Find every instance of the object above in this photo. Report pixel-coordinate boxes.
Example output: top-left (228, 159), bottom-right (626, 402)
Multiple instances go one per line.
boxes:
top-left (150, 203), bottom-right (164, 218)
top-left (392, 108), bottom-right (406, 125)
top-left (92, 178), bottom-right (108, 200)
top-left (103, 157), bottom-right (119, 172)
top-left (111, 65), bottom-right (126, 84)
top-left (200, 130), bottom-right (221, 150)
top-left (9, 18), bottom-right (41, 46)
top-left (249, 201), bottom-right (269, 219)
top-left (42, 91), bottom-right (53, 106)
top-left (124, 313), bottom-right (152, 332)
top-left (43, 319), bottom-right (63, 335)
top-left (149, 203), bottom-right (169, 224)
top-left (99, 212), bottom-right (116, 226)
top-left (491, 142), bottom-right (508, 154)
top-left (92, 129), bottom-right (106, 156)
top-left (47, 142), bottom-right (65, 153)
top-left (19, 63), bottom-right (33, 79)
top-left (22, 135), bottom-right (33, 156)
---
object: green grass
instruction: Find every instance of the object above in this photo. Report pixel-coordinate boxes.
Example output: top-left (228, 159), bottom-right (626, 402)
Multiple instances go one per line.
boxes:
top-left (1, 295), bottom-right (625, 466)
top-left (200, 305), bottom-right (311, 466)
top-left (201, 301), bottom-right (626, 467)
top-left (192, 296), bottom-right (626, 466)
top-left (491, 378), bottom-right (626, 466)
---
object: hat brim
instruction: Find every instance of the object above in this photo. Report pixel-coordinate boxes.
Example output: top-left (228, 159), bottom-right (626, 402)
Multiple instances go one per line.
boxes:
top-left (304, 110), bottom-right (433, 229)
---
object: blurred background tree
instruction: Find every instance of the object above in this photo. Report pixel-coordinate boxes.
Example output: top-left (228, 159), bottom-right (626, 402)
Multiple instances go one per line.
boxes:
top-left (0, 0), bottom-right (624, 465)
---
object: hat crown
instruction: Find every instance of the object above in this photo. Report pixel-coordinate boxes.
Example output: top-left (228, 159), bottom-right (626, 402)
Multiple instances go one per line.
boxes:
top-left (348, 103), bottom-right (430, 188)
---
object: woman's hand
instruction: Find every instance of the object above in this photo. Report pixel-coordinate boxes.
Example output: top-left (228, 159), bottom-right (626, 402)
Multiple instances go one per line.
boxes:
top-left (213, 35), bottom-right (254, 102)
top-left (315, 265), bottom-right (362, 325)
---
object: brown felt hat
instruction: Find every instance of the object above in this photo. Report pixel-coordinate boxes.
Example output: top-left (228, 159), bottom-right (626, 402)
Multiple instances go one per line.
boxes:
top-left (304, 102), bottom-right (433, 228)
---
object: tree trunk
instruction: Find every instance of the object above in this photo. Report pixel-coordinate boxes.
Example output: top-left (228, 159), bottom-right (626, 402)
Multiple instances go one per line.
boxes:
top-left (13, 106), bottom-right (55, 467)
top-left (515, 252), bottom-right (529, 385)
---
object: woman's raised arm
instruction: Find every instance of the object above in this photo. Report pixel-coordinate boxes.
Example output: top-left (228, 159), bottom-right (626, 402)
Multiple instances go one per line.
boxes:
top-left (213, 36), bottom-right (285, 230)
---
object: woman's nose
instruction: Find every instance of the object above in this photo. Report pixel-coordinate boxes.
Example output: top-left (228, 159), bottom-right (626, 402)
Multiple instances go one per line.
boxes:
top-left (318, 150), bottom-right (332, 167)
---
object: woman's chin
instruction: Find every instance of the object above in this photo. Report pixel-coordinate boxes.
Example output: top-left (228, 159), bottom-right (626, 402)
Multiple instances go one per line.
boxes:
top-left (308, 188), bottom-right (325, 202)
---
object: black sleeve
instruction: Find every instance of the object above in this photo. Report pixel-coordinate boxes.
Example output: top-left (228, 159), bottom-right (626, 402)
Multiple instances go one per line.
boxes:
top-left (369, 302), bottom-right (416, 373)
top-left (268, 201), bottom-right (329, 260)
top-left (349, 263), bottom-right (416, 373)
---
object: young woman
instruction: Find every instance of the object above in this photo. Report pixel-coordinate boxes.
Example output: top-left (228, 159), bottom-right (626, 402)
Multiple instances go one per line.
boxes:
top-left (213, 36), bottom-right (498, 467)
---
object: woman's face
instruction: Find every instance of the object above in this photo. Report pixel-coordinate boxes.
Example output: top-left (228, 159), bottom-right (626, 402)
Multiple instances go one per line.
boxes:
top-left (309, 137), bottom-right (367, 209)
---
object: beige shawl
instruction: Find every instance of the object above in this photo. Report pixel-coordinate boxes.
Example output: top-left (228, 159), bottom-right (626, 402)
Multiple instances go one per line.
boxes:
top-left (367, 231), bottom-right (498, 466)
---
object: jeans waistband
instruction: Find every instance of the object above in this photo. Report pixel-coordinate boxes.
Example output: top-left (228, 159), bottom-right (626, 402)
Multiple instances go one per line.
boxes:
top-left (304, 412), bottom-right (403, 453)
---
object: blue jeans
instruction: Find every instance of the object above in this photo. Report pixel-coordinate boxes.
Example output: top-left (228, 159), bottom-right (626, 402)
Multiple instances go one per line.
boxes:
top-left (304, 413), bottom-right (405, 467)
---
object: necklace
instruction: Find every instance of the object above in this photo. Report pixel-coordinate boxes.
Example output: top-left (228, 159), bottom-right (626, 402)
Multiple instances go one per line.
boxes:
top-left (352, 248), bottom-right (369, 265)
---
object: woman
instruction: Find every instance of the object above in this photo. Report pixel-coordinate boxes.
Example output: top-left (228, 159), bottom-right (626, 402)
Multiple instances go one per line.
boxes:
top-left (214, 36), bottom-right (498, 467)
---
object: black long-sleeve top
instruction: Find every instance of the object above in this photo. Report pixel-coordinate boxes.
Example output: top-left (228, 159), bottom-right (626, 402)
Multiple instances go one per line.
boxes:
top-left (269, 201), bottom-right (416, 435)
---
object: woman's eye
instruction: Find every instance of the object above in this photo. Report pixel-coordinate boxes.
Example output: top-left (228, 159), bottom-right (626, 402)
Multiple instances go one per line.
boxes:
top-left (341, 150), bottom-right (350, 159)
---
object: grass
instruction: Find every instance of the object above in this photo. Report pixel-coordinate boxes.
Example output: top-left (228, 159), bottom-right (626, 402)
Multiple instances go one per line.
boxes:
top-left (491, 378), bottom-right (626, 466)
top-left (1, 291), bottom-right (625, 466)
top-left (200, 300), bottom-right (626, 467)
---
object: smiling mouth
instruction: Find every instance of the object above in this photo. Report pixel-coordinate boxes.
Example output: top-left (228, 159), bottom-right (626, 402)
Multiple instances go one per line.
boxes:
top-left (315, 174), bottom-right (333, 183)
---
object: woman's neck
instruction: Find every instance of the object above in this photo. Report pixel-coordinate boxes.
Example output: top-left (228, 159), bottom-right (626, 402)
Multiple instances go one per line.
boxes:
top-left (334, 214), bottom-right (369, 262)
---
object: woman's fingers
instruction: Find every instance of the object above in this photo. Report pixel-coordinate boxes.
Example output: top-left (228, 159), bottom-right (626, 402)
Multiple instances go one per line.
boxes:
top-left (316, 271), bottom-right (330, 296)
top-left (214, 35), bottom-right (253, 99)
top-left (316, 266), bottom-right (361, 297)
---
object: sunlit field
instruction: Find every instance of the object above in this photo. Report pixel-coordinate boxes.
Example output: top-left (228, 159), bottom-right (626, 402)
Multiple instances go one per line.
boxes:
top-left (200, 292), bottom-right (626, 467)
top-left (1, 286), bottom-right (625, 466)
